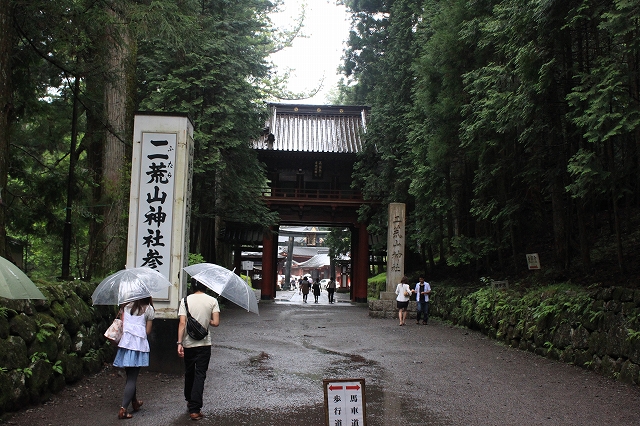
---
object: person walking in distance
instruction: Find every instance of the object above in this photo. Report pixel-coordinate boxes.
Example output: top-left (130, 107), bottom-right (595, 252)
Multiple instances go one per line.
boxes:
top-left (395, 276), bottom-right (412, 326)
top-left (312, 278), bottom-right (321, 303)
top-left (326, 276), bottom-right (336, 304)
top-left (300, 277), bottom-right (310, 303)
top-left (177, 279), bottom-right (220, 421)
top-left (415, 276), bottom-right (432, 325)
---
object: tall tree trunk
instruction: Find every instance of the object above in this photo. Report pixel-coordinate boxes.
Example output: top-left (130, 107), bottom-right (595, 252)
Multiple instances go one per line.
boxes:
top-left (607, 139), bottom-right (625, 272)
top-left (61, 77), bottom-right (81, 279)
top-left (551, 173), bottom-right (568, 270)
top-left (84, 1), bottom-right (136, 278)
top-left (576, 201), bottom-right (591, 271)
top-left (84, 65), bottom-right (105, 280)
top-left (99, 4), bottom-right (135, 273)
top-left (0, 0), bottom-right (11, 258)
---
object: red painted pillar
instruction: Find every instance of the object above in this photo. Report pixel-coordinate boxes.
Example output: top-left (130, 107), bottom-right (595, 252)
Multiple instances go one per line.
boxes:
top-left (261, 229), bottom-right (276, 300)
top-left (353, 222), bottom-right (369, 303)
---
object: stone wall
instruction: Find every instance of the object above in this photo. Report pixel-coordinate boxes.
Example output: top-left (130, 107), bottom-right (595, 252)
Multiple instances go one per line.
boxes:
top-left (368, 298), bottom-right (419, 320)
top-left (0, 281), bottom-right (116, 414)
top-left (369, 285), bottom-right (640, 385)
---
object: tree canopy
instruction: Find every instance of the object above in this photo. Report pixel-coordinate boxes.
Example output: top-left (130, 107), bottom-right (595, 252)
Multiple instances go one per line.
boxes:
top-left (1, 0), bottom-right (283, 279)
top-left (341, 0), bottom-right (640, 282)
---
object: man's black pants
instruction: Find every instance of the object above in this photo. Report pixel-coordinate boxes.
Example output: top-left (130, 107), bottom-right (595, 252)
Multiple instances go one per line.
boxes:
top-left (184, 345), bottom-right (212, 414)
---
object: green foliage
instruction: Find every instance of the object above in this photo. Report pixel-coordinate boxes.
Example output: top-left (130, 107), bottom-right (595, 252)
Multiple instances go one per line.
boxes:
top-left (17, 367), bottom-right (33, 378)
top-left (0, 307), bottom-right (16, 319)
top-left (326, 228), bottom-right (351, 261)
top-left (566, 150), bottom-right (609, 201)
top-left (30, 352), bottom-right (48, 363)
top-left (367, 272), bottom-right (387, 299)
top-left (35, 320), bottom-right (57, 343)
top-left (188, 253), bottom-right (205, 266)
top-left (626, 329), bottom-right (640, 343)
top-left (82, 349), bottom-right (99, 362)
top-left (342, 0), bottom-right (640, 279)
top-left (241, 274), bottom-right (253, 289)
top-left (136, 0), bottom-right (279, 238)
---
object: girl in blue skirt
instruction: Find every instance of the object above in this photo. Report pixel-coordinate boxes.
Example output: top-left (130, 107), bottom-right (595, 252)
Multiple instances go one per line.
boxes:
top-left (113, 297), bottom-right (154, 419)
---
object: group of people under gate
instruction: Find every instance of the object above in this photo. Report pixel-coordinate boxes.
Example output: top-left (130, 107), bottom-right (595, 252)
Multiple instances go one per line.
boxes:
top-left (296, 276), bottom-right (337, 304)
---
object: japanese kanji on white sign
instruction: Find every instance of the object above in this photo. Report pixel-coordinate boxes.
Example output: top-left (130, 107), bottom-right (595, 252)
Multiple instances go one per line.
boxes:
top-left (134, 132), bottom-right (177, 298)
top-left (526, 253), bottom-right (541, 270)
top-left (324, 378), bottom-right (366, 426)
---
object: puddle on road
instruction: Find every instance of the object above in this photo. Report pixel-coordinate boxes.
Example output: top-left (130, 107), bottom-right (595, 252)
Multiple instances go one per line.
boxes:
top-left (187, 383), bottom-right (451, 426)
top-left (208, 344), bottom-right (452, 425)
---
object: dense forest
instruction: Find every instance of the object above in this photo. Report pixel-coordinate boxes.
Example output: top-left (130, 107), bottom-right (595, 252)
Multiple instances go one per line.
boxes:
top-left (337, 0), bottom-right (640, 287)
top-left (0, 0), bottom-right (285, 280)
top-left (1, 0), bottom-right (640, 287)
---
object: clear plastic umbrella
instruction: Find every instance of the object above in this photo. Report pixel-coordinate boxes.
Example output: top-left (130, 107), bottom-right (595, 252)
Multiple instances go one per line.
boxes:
top-left (91, 267), bottom-right (172, 305)
top-left (0, 256), bottom-right (46, 300)
top-left (183, 263), bottom-right (259, 315)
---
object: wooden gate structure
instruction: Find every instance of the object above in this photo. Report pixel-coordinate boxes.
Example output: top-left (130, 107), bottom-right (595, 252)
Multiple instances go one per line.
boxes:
top-left (225, 103), bottom-right (373, 303)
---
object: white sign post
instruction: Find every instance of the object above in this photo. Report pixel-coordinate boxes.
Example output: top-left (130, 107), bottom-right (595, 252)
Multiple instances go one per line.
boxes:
top-left (127, 114), bottom-right (194, 318)
top-left (526, 253), bottom-right (541, 270)
top-left (324, 378), bottom-right (367, 426)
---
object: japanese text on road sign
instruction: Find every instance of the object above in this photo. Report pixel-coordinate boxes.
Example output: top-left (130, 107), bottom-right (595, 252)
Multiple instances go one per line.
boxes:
top-left (324, 378), bottom-right (366, 426)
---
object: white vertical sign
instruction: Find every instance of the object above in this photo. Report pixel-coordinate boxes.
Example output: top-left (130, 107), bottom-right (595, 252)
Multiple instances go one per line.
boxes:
top-left (128, 114), bottom-right (193, 317)
top-left (324, 378), bottom-right (366, 426)
top-left (134, 133), bottom-right (177, 298)
top-left (526, 253), bottom-right (541, 270)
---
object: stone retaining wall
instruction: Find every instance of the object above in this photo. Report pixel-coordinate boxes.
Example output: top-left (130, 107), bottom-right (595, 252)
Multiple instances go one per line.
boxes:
top-left (369, 285), bottom-right (640, 385)
top-left (0, 281), bottom-right (116, 414)
top-left (368, 299), bottom-right (419, 320)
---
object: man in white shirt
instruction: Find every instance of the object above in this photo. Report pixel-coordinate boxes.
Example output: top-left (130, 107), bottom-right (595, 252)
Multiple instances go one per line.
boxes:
top-left (415, 277), bottom-right (431, 325)
top-left (177, 279), bottom-right (220, 421)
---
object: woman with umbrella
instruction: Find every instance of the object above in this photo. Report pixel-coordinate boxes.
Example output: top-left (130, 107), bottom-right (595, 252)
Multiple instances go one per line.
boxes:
top-left (113, 296), bottom-right (155, 419)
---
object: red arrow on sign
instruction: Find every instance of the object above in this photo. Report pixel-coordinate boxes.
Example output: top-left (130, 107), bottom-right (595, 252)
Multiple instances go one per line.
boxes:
top-left (329, 385), bottom-right (344, 391)
top-left (345, 385), bottom-right (360, 391)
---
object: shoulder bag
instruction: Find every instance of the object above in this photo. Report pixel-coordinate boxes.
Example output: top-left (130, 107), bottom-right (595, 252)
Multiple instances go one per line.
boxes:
top-left (104, 308), bottom-right (123, 343)
top-left (184, 297), bottom-right (209, 340)
top-left (403, 285), bottom-right (411, 298)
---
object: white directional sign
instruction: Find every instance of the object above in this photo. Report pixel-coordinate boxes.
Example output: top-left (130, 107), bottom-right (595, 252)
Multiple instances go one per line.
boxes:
top-left (526, 253), bottom-right (541, 270)
top-left (324, 378), bottom-right (366, 426)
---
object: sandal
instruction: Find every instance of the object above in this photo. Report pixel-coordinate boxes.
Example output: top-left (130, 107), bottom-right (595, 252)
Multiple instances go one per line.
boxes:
top-left (132, 399), bottom-right (143, 412)
top-left (118, 407), bottom-right (133, 420)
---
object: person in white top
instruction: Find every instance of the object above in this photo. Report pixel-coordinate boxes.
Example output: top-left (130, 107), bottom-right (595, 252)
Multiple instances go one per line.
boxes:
top-left (414, 276), bottom-right (432, 325)
top-left (112, 297), bottom-right (154, 420)
top-left (395, 276), bottom-right (412, 326)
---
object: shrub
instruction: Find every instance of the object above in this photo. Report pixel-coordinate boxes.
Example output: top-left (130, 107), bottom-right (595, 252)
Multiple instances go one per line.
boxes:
top-left (367, 272), bottom-right (387, 299)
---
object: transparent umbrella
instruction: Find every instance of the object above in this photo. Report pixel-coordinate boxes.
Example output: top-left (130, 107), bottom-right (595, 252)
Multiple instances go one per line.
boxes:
top-left (0, 256), bottom-right (46, 300)
top-left (91, 267), bottom-right (172, 305)
top-left (183, 263), bottom-right (259, 315)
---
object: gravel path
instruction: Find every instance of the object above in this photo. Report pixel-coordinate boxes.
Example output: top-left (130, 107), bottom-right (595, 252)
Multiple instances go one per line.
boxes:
top-left (5, 298), bottom-right (640, 426)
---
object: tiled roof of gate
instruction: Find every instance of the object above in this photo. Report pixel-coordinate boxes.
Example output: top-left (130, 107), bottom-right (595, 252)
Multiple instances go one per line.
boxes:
top-left (253, 103), bottom-right (370, 153)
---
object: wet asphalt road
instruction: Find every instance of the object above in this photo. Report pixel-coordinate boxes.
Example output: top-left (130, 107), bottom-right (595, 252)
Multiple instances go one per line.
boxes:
top-left (6, 290), bottom-right (640, 425)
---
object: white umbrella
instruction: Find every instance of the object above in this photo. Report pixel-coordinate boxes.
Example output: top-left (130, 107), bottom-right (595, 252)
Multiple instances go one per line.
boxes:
top-left (91, 267), bottom-right (172, 305)
top-left (0, 256), bottom-right (46, 300)
top-left (183, 263), bottom-right (259, 315)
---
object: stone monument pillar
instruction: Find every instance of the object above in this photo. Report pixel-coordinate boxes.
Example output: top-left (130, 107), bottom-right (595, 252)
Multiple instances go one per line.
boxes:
top-left (380, 202), bottom-right (405, 300)
top-left (126, 113), bottom-right (194, 373)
